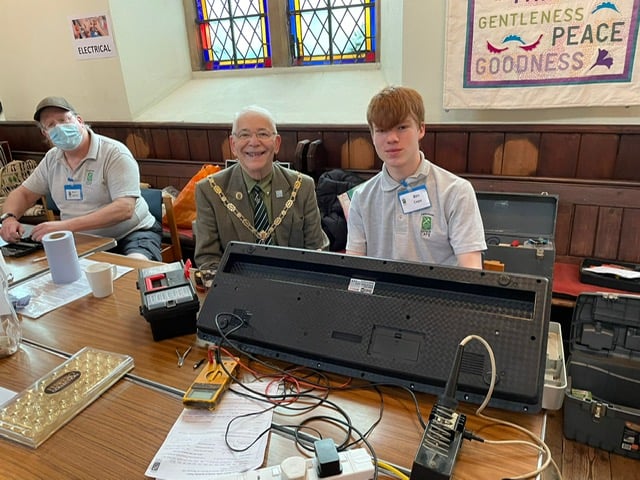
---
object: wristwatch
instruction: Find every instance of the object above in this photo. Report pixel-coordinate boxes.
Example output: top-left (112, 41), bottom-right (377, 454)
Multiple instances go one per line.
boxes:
top-left (0, 212), bottom-right (17, 224)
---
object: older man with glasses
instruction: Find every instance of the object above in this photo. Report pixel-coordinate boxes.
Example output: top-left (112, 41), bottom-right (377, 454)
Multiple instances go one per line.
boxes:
top-left (194, 105), bottom-right (329, 270)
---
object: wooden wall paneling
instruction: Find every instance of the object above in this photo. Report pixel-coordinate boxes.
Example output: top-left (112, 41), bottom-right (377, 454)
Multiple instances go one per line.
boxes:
top-left (420, 131), bottom-right (436, 161)
top-left (554, 202), bottom-right (573, 257)
top-left (576, 133), bottom-right (618, 179)
top-left (127, 128), bottom-right (156, 159)
top-left (186, 129), bottom-right (211, 162)
top-left (140, 174), bottom-right (158, 187)
top-left (121, 128), bottom-right (140, 157)
top-left (167, 129), bottom-right (190, 160)
top-left (138, 159), bottom-right (204, 176)
top-left (322, 131), bottom-right (349, 170)
top-left (613, 134), bottom-right (640, 181)
top-left (277, 131), bottom-right (298, 166)
top-left (348, 132), bottom-right (376, 170)
top-left (537, 133), bottom-right (580, 178)
top-left (120, 127), bottom-right (138, 148)
top-left (467, 132), bottom-right (504, 174)
top-left (95, 126), bottom-right (129, 146)
top-left (618, 208), bottom-right (640, 262)
top-left (207, 130), bottom-right (230, 164)
top-left (501, 133), bottom-right (540, 176)
top-left (150, 129), bottom-right (172, 159)
top-left (593, 206), bottom-right (623, 260)
top-left (91, 126), bottom-right (117, 143)
top-left (569, 204), bottom-right (598, 257)
top-left (0, 124), bottom-right (45, 152)
top-left (433, 132), bottom-right (468, 173)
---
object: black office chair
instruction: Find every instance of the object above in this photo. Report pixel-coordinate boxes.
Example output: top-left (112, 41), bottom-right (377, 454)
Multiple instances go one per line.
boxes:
top-left (140, 188), bottom-right (182, 263)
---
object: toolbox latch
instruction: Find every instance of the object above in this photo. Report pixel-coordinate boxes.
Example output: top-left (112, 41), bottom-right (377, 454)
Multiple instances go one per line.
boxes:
top-left (590, 402), bottom-right (607, 422)
top-left (536, 247), bottom-right (544, 259)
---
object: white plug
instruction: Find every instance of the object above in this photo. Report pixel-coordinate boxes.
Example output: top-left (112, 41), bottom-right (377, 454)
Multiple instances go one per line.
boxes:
top-left (213, 448), bottom-right (374, 480)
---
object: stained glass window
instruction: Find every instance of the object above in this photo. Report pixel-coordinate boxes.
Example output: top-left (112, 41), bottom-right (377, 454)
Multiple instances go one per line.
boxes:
top-left (195, 0), bottom-right (271, 70)
top-left (289, 0), bottom-right (376, 66)
top-left (194, 0), bottom-right (377, 70)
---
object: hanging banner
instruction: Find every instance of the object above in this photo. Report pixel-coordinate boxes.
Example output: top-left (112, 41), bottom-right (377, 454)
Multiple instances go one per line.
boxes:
top-left (444, 0), bottom-right (640, 109)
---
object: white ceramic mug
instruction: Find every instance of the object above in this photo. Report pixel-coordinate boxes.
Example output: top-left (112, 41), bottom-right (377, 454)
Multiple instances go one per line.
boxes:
top-left (84, 262), bottom-right (118, 298)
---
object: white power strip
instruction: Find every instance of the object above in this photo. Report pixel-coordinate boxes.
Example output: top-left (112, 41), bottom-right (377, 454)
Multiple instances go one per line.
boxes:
top-left (212, 448), bottom-right (374, 480)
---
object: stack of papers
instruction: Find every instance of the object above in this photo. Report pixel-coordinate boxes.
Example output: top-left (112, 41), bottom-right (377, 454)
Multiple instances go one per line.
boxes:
top-left (146, 382), bottom-right (273, 479)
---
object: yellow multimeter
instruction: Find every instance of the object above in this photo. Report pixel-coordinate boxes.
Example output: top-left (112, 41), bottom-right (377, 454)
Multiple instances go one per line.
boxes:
top-left (182, 356), bottom-right (238, 409)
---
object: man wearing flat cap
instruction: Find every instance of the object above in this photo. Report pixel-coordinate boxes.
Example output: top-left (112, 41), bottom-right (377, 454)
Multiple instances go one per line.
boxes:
top-left (0, 96), bottom-right (162, 260)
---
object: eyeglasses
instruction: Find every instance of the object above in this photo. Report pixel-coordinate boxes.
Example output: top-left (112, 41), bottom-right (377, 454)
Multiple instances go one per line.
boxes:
top-left (233, 130), bottom-right (276, 141)
top-left (41, 112), bottom-right (77, 131)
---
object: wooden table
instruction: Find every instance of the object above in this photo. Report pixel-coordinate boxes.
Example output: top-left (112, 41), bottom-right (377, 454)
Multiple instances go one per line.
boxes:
top-left (19, 251), bottom-right (206, 392)
top-left (0, 344), bottom-right (184, 480)
top-left (5, 233), bottom-right (117, 286)
top-left (5, 251), bottom-right (547, 479)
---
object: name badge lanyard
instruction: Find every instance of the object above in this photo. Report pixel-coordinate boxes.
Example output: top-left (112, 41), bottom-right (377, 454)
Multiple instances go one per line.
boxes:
top-left (397, 180), bottom-right (431, 214)
top-left (64, 177), bottom-right (83, 201)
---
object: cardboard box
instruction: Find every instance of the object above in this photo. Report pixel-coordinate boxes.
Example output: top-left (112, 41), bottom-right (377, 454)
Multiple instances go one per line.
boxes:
top-left (563, 292), bottom-right (640, 458)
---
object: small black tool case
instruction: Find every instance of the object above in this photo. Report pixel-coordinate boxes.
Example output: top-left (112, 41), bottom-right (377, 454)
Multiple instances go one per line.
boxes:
top-left (579, 258), bottom-right (640, 293)
top-left (137, 261), bottom-right (200, 341)
top-left (476, 192), bottom-right (558, 281)
top-left (563, 292), bottom-right (640, 459)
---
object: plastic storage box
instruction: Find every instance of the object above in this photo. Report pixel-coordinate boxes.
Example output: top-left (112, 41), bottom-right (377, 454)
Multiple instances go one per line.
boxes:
top-left (542, 322), bottom-right (566, 410)
top-left (579, 258), bottom-right (640, 293)
top-left (137, 261), bottom-right (200, 341)
top-left (563, 292), bottom-right (640, 458)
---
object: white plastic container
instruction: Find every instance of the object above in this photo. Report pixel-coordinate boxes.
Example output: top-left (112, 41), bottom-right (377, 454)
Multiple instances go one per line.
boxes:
top-left (542, 321), bottom-right (567, 410)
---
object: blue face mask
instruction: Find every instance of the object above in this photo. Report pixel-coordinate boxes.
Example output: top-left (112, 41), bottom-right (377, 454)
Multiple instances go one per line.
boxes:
top-left (48, 123), bottom-right (83, 151)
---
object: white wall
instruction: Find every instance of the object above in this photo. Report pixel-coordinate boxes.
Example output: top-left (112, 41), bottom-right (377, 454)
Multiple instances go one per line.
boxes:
top-left (1, 0), bottom-right (639, 124)
top-left (109, 0), bottom-right (192, 118)
top-left (0, 0), bottom-right (190, 122)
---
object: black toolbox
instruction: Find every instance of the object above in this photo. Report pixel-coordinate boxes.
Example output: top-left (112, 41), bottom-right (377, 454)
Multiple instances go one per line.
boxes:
top-left (137, 261), bottom-right (200, 341)
top-left (563, 292), bottom-right (640, 459)
top-left (476, 192), bottom-right (558, 281)
top-left (579, 258), bottom-right (640, 293)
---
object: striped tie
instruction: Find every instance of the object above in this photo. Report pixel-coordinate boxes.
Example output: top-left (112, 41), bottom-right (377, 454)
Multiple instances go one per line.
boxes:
top-left (252, 185), bottom-right (271, 244)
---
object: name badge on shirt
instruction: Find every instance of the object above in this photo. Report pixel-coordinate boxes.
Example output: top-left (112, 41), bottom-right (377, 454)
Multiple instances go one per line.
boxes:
top-left (398, 184), bottom-right (430, 214)
top-left (64, 183), bottom-right (83, 201)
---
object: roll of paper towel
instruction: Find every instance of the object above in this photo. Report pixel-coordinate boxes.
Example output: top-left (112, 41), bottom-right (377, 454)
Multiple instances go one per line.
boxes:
top-left (42, 231), bottom-right (82, 284)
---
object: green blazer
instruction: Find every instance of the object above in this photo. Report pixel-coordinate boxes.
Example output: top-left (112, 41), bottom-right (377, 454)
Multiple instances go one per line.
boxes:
top-left (194, 163), bottom-right (329, 269)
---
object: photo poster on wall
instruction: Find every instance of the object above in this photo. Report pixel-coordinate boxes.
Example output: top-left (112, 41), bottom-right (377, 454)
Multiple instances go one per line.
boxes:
top-left (444, 0), bottom-right (640, 109)
top-left (68, 13), bottom-right (118, 60)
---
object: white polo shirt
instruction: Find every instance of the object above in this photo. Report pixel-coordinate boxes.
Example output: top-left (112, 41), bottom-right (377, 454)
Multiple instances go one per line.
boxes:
top-left (23, 130), bottom-right (156, 240)
top-left (346, 153), bottom-right (486, 266)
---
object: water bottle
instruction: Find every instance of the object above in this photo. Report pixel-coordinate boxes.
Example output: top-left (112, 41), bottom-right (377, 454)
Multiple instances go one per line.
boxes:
top-left (0, 251), bottom-right (21, 357)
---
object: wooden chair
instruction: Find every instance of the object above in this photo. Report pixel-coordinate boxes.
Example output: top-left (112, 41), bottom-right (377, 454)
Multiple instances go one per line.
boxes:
top-left (140, 188), bottom-right (182, 263)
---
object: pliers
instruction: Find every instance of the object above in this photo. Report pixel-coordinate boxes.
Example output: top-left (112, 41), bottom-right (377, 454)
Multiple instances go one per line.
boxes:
top-left (176, 346), bottom-right (192, 367)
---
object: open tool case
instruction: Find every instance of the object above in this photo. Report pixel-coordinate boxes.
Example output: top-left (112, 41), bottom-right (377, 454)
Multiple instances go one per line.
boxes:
top-left (137, 261), bottom-right (200, 341)
top-left (563, 292), bottom-right (640, 458)
top-left (476, 192), bottom-right (558, 281)
top-left (579, 258), bottom-right (640, 293)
